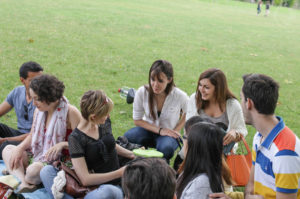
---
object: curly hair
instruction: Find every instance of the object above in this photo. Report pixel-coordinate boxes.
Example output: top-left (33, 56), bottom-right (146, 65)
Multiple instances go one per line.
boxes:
top-left (30, 74), bottom-right (65, 104)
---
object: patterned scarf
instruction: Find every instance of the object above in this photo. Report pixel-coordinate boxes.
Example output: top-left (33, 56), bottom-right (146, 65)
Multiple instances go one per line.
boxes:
top-left (31, 97), bottom-right (69, 162)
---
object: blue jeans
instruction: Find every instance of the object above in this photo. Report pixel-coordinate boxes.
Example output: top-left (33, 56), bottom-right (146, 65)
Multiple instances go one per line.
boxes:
top-left (124, 126), bottom-right (179, 160)
top-left (40, 165), bottom-right (123, 199)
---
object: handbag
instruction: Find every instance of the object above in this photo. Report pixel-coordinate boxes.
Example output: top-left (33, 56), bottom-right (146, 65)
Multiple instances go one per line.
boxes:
top-left (226, 136), bottom-right (252, 187)
top-left (52, 161), bottom-right (97, 198)
top-left (0, 182), bottom-right (14, 199)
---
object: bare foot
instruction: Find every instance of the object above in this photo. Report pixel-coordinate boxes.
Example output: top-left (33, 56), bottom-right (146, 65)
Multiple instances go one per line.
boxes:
top-left (1, 169), bottom-right (10, 175)
top-left (16, 183), bottom-right (37, 193)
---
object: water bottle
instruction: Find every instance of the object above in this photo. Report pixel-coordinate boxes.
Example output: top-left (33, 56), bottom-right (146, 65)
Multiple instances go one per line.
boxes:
top-left (118, 87), bottom-right (136, 104)
top-left (118, 87), bottom-right (130, 98)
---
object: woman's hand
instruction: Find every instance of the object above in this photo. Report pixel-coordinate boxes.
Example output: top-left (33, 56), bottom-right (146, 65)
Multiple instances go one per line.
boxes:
top-left (245, 194), bottom-right (265, 199)
top-left (115, 144), bottom-right (136, 159)
top-left (128, 152), bottom-right (135, 160)
top-left (45, 142), bottom-right (65, 162)
top-left (119, 166), bottom-right (127, 176)
top-left (160, 128), bottom-right (181, 139)
top-left (209, 193), bottom-right (232, 199)
top-left (9, 146), bottom-right (24, 170)
top-left (223, 130), bottom-right (237, 145)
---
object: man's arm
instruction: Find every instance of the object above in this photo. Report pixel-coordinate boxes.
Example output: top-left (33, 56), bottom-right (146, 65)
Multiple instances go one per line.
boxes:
top-left (276, 192), bottom-right (297, 199)
top-left (0, 101), bottom-right (23, 145)
top-left (244, 167), bottom-right (265, 199)
top-left (245, 166), bottom-right (255, 198)
top-left (0, 101), bottom-right (12, 117)
top-left (0, 133), bottom-right (29, 144)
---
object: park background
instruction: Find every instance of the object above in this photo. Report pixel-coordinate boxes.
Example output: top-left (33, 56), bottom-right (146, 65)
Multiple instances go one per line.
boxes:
top-left (1, 0), bottom-right (300, 161)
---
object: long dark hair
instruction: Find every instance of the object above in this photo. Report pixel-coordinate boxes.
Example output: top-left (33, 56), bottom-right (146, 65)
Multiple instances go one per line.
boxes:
top-left (195, 68), bottom-right (236, 113)
top-left (176, 122), bottom-right (224, 198)
top-left (145, 60), bottom-right (175, 120)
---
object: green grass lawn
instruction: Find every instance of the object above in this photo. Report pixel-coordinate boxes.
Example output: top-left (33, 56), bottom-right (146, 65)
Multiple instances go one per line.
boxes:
top-left (1, 0), bottom-right (300, 158)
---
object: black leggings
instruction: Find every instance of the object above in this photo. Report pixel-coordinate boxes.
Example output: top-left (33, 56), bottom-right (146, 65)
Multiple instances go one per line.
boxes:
top-left (0, 123), bottom-right (24, 159)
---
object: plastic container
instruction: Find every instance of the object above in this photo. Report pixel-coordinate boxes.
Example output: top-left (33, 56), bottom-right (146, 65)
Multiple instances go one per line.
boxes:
top-left (118, 87), bottom-right (130, 98)
top-left (118, 87), bottom-right (136, 104)
top-left (133, 148), bottom-right (164, 158)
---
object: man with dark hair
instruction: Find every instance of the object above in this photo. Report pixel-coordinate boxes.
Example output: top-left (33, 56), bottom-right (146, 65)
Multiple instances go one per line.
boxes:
top-left (0, 61), bottom-right (43, 159)
top-left (122, 157), bottom-right (176, 199)
top-left (241, 74), bottom-right (300, 199)
top-left (210, 74), bottom-right (300, 199)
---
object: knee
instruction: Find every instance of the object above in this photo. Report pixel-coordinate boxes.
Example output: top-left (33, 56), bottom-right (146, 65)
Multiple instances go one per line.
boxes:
top-left (157, 145), bottom-right (175, 160)
top-left (124, 130), bottom-right (131, 139)
top-left (124, 127), bottom-right (142, 141)
top-left (124, 127), bottom-right (139, 138)
top-left (40, 165), bottom-right (55, 181)
top-left (100, 185), bottom-right (115, 197)
top-left (2, 145), bottom-right (16, 162)
top-left (2, 144), bottom-right (15, 154)
top-left (0, 141), bottom-right (11, 159)
top-left (97, 185), bottom-right (122, 199)
top-left (25, 162), bottom-right (44, 184)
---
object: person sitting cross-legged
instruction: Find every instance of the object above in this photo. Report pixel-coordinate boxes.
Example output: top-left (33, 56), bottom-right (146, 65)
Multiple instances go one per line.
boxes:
top-left (0, 61), bottom-right (43, 159)
top-left (40, 90), bottom-right (135, 199)
top-left (2, 74), bottom-right (81, 192)
top-left (124, 60), bottom-right (189, 162)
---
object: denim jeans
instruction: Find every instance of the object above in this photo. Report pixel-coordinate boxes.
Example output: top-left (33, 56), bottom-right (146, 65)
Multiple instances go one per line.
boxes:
top-left (40, 165), bottom-right (123, 199)
top-left (124, 126), bottom-right (179, 160)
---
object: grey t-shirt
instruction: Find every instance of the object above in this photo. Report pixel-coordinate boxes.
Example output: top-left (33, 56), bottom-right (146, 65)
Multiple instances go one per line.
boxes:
top-left (198, 109), bottom-right (229, 129)
top-left (180, 173), bottom-right (212, 199)
top-left (6, 86), bottom-right (35, 133)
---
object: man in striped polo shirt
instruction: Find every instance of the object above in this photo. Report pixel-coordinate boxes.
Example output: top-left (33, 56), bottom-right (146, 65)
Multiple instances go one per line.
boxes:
top-left (241, 74), bottom-right (300, 199)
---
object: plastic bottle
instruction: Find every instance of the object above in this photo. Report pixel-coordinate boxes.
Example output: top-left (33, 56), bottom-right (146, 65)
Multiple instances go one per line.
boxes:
top-left (118, 87), bottom-right (136, 104)
top-left (118, 87), bottom-right (130, 98)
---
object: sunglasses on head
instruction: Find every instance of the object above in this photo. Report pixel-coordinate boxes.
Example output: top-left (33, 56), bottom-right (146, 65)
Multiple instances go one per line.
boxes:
top-left (23, 105), bottom-right (28, 120)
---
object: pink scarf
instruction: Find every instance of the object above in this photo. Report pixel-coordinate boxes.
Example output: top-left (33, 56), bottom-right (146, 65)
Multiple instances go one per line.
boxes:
top-left (31, 97), bottom-right (69, 162)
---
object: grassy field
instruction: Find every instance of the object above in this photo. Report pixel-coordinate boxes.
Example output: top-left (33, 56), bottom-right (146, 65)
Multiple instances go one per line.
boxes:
top-left (0, 0), bottom-right (300, 155)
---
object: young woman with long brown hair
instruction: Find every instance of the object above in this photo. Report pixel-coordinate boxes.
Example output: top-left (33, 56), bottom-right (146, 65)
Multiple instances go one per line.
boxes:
top-left (124, 60), bottom-right (189, 161)
top-left (186, 68), bottom-right (247, 145)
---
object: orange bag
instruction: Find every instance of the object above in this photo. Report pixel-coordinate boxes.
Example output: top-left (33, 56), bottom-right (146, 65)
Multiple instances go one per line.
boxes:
top-left (226, 136), bottom-right (252, 187)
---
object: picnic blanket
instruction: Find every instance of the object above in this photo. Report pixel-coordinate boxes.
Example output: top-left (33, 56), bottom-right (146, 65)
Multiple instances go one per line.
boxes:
top-left (0, 160), bottom-right (52, 199)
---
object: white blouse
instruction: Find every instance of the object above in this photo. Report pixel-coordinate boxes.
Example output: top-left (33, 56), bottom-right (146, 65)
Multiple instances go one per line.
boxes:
top-left (133, 86), bottom-right (189, 130)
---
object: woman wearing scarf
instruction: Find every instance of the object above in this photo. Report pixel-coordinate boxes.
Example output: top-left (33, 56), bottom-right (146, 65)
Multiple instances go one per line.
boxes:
top-left (2, 74), bottom-right (81, 192)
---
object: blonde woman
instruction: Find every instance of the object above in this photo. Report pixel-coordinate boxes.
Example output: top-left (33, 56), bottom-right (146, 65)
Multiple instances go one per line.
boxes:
top-left (40, 90), bottom-right (134, 199)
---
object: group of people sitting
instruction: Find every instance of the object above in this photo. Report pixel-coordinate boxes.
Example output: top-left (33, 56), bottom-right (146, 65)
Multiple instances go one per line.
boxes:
top-left (0, 60), bottom-right (299, 199)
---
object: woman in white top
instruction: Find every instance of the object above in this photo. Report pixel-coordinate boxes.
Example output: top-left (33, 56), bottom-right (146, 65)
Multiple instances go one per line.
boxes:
top-left (186, 68), bottom-right (247, 145)
top-left (124, 60), bottom-right (189, 161)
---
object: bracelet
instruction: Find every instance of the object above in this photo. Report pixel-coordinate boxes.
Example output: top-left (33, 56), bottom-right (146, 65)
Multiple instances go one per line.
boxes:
top-left (235, 131), bottom-right (242, 141)
top-left (158, 128), bottom-right (163, 135)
